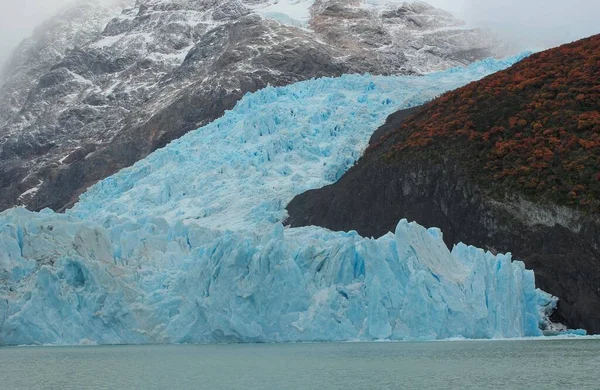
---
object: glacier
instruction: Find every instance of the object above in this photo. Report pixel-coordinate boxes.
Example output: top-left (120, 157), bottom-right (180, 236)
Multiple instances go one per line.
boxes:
top-left (0, 53), bottom-right (561, 346)
top-left (0, 209), bottom-right (556, 345)
top-left (69, 54), bottom-right (530, 231)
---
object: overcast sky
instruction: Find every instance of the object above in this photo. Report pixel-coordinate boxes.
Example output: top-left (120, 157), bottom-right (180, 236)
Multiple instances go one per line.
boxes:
top-left (429, 0), bottom-right (600, 50)
top-left (1, 0), bottom-right (599, 69)
top-left (0, 0), bottom-right (75, 68)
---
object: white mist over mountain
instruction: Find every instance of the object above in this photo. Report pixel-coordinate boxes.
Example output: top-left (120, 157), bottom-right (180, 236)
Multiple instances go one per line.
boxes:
top-left (427, 0), bottom-right (600, 50)
top-left (0, 0), bottom-right (76, 68)
top-left (0, 0), bottom-right (599, 69)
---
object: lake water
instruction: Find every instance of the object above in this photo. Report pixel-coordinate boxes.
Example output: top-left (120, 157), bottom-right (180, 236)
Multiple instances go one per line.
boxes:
top-left (1, 339), bottom-right (599, 389)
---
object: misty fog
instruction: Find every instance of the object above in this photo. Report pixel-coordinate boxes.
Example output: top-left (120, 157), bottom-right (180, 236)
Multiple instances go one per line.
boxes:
top-left (460, 0), bottom-right (600, 50)
top-left (0, 0), bottom-right (75, 69)
top-left (0, 0), bottom-right (599, 69)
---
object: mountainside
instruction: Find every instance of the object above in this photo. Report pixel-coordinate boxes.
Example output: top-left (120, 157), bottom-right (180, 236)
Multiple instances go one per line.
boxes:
top-left (286, 35), bottom-right (600, 333)
top-left (0, 0), bottom-right (128, 115)
top-left (0, 0), bottom-right (500, 213)
top-left (1, 56), bottom-right (561, 346)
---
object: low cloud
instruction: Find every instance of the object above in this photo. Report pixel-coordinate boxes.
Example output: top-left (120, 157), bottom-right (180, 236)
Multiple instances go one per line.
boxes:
top-left (1, 0), bottom-right (599, 70)
top-left (428, 0), bottom-right (600, 50)
top-left (0, 0), bottom-right (75, 68)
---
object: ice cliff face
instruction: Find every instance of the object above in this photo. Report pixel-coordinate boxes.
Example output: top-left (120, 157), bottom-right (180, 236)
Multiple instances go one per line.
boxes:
top-left (0, 209), bottom-right (554, 345)
top-left (0, 55), bottom-right (559, 346)
top-left (0, 0), bottom-right (502, 213)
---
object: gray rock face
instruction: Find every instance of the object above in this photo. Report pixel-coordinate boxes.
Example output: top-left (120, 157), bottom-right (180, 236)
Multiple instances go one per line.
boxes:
top-left (0, 0), bottom-right (129, 122)
top-left (310, 0), bottom-right (497, 74)
top-left (0, 0), bottom-right (501, 212)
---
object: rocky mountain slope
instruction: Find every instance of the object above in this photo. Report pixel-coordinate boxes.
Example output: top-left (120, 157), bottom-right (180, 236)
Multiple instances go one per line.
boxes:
top-left (0, 0), bottom-right (500, 213)
top-left (287, 35), bottom-right (600, 334)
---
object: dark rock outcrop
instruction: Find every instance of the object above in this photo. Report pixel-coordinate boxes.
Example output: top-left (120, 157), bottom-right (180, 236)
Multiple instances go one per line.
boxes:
top-left (287, 35), bottom-right (600, 334)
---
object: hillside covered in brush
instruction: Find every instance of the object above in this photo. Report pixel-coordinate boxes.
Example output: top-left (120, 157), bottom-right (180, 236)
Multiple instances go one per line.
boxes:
top-left (287, 35), bottom-right (600, 333)
top-left (380, 34), bottom-right (600, 211)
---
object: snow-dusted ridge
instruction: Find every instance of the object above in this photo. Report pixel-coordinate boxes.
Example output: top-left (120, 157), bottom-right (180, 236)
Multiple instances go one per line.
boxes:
top-left (0, 0), bottom-right (505, 213)
top-left (0, 54), bottom-right (579, 346)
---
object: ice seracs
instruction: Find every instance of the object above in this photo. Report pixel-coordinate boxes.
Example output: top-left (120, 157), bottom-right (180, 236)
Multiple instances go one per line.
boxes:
top-left (69, 54), bottom-right (528, 231)
top-left (0, 209), bottom-right (556, 345)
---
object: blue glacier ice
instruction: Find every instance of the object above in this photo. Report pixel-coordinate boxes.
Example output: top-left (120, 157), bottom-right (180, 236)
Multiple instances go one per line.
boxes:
top-left (69, 53), bottom-right (530, 231)
top-left (0, 53), bottom-right (561, 346)
top-left (0, 209), bottom-right (556, 345)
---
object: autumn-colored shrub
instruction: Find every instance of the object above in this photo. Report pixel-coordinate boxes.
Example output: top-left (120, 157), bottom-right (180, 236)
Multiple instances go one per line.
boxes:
top-left (379, 35), bottom-right (600, 211)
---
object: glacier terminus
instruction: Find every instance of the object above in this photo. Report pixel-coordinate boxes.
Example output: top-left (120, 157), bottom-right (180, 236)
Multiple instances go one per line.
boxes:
top-left (0, 54), bottom-right (574, 346)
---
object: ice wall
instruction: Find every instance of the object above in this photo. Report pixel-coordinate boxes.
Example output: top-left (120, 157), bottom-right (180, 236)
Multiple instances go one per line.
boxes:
top-left (0, 209), bottom-right (555, 345)
top-left (0, 53), bottom-right (558, 346)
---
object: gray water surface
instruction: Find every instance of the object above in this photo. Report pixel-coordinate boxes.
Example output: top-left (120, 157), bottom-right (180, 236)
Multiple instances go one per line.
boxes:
top-left (1, 339), bottom-right (599, 389)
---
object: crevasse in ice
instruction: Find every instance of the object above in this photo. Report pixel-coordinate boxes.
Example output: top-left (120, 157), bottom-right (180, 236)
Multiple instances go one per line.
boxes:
top-left (0, 53), bottom-right (558, 346)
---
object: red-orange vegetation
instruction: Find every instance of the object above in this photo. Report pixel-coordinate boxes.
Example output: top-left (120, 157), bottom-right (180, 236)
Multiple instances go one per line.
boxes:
top-left (378, 34), bottom-right (600, 211)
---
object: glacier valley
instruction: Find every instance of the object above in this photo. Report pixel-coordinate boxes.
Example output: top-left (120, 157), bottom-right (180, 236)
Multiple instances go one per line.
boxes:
top-left (0, 54), bottom-right (564, 346)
